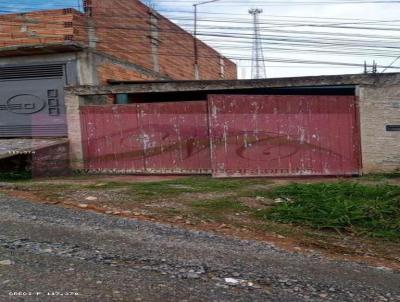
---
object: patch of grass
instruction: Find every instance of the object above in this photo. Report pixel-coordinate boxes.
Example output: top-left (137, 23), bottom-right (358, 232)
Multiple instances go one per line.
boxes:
top-left (192, 198), bottom-right (248, 211)
top-left (151, 176), bottom-right (268, 192)
top-left (0, 171), bottom-right (32, 181)
top-left (363, 170), bottom-right (400, 181)
top-left (191, 198), bottom-right (249, 222)
top-left (243, 190), bottom-right (273, 199)
top-left (256, 182), bottom-right (400, 239)
top-left (83, 176), bottom-right (270, 200)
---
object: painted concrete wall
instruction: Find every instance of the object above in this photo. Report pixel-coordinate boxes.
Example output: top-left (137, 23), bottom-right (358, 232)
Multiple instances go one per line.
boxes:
top-left (65, 93), bottom-right (84, 170)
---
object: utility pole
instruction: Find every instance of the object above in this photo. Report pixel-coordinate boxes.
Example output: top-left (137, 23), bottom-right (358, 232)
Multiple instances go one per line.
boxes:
top-left (249, 8), bottom-right (266, 79)
top-left (193, 0), bottom-right (221, 80)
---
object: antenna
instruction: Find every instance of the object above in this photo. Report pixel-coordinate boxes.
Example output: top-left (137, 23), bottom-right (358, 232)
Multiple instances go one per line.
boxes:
top-left (372, 60), bottom-right (378, 73)
top-left (363, 60), bottom-right (378, 74)
top-left (249, 8), bottom-right (266, 79)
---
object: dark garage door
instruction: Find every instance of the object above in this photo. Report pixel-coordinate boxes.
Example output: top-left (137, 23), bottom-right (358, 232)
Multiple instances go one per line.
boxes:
top-left (0, 64), bottom-right (68, 137)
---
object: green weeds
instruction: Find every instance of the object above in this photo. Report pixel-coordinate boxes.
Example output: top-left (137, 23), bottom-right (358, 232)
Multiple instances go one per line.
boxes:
top-left (256, 182), bottom-right (400, 239)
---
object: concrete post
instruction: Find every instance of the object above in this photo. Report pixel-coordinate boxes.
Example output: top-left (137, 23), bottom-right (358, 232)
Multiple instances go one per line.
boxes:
top-left (65, 91), bottom-right (84, 170)
top-left (149, 9), bottom-right (160, 74)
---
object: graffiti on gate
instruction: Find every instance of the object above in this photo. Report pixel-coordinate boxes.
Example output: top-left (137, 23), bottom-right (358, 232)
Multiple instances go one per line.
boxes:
top-left (83, 123), bottom-right (347, 167)
top-left (80, 95), bottom-right (360, 176)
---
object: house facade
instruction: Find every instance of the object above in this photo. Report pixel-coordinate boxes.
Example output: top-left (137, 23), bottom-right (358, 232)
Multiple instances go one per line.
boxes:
top-left (0, 0), bottom-right (237, 138)
top-left (66, 73), bottom-right (400, 176)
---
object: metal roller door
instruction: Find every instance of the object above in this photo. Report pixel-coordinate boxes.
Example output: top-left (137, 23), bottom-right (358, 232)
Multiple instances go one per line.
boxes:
top-left (0, 64), bottom-right (68, 137)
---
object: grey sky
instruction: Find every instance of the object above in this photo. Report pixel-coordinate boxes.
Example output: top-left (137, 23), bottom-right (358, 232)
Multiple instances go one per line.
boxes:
top-left (151, 0), bottom-right (400, 78)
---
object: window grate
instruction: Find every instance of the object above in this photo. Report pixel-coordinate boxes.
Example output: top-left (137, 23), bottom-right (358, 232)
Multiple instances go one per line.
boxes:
top-left (0, 64), bottom-right (64, 81)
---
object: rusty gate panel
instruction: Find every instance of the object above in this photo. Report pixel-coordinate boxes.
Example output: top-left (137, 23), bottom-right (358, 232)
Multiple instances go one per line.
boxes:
top-left (80, 105), bottom-right (145, 171)
top-left (80, 101), bottom-right (211, 174)
top-left (137, 101), bottom-right (211, 174)
top-left (208, 95), bottom-right (361, 178)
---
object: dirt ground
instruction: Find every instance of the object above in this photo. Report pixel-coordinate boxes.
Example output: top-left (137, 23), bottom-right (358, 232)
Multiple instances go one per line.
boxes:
top-left (2, 195), bottom-right (400, 302)
top-left (1, 174), bottom-right (399, 270)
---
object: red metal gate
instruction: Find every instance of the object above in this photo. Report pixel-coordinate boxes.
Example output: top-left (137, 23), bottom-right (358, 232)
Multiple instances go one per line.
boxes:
top-left (80, 105), bottom-right (145, 171)
top-left (208, 95), bottom-right (361, 177)
top-left (80, 95), bottom-right (361, 177)
top-left (80, 101), bottom-right (211, 173)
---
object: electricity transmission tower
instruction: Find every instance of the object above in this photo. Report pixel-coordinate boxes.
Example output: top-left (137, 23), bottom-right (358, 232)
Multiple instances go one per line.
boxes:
top-left (249, 8), bottom-right (266, 79)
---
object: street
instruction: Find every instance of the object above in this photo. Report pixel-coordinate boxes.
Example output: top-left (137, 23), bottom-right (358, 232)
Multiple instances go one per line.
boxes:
top-left (0, 194), bottom-right (399, 302)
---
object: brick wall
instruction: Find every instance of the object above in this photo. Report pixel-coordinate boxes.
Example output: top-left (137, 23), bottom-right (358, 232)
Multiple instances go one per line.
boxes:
top-left (0, 2), bottom-right (237, 83)
top-left (359, 85), bottom-right (400, 173)
top-left (32, 142), bottom-right (70, 177)
top-left (97, 63), bottom-right (155, 83)
top-left (0, 9), bottom-right (87, 48)
top-left (86, 0), bottom-right (237, 82)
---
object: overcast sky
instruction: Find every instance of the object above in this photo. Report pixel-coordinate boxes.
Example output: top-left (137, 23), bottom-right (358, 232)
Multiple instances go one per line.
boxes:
top-left (152, 0), bottom-right (400, 78)
top-left (3, 0), bottom-right (400, 79)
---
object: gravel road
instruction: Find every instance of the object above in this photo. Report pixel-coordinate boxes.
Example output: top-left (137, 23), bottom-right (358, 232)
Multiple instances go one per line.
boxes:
top-left (0, 194), bottom-right (399, 302)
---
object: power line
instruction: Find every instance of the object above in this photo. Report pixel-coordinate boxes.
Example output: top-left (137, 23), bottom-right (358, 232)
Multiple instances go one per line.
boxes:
top-left (0, 19), bottom-right (398, 62)
top-left (382, 55), bottom-right (400, 72)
